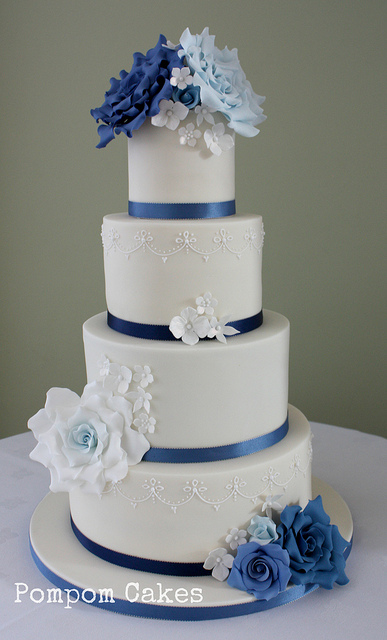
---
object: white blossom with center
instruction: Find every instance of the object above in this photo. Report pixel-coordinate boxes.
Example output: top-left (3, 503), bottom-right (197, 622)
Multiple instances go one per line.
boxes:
top-left (151, 99), bottom-right (189, 131)
top-left (169, 307), bottom-right (210, 345)
top-left (204, 122), bottom-right (234, 156)
top-left (203, 548), bottom-right (234, 581)
top-left (179, 122), bottom-right (202, 147)
top-left (170, 66), bottom-right (193, 90)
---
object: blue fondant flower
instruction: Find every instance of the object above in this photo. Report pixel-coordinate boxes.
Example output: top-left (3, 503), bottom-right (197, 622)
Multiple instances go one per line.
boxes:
top-left (227, 541), bottom-right (291, 601)
top-left (172, 84), bottom-right (201, 109)
top-left (91, 35), bottom-right (183, 147)
top-left (247, 515), bottom-right (278, 545)
top-left (274, 495), bottom-right (350, 589)
top-left (179, 28), bottom-right (266, 137)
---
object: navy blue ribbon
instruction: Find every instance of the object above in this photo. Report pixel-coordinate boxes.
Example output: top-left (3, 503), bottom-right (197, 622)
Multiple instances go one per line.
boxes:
top-left (128, 200), bottom-right (236, 219)
top-left (30, 535), bottom-right (352, 620)
top-left (143, 417), bottom-right (289, 463)
top-left (70, 518), bottom-right (206, 576)
top-left (107, 310), bottom-right (263, 341)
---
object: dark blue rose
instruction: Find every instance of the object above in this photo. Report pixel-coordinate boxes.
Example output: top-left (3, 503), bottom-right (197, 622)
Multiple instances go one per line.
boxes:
top-left (91, 35), bottom-right (183, 148)
top-left (274, 495), bottom-right (349, 589)
top-left (172, 84), bottom-right (201, 109)
top-left (227, 541), bottom-right (291, 601)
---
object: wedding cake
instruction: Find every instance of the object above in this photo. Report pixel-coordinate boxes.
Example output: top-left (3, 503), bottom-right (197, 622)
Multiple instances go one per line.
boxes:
top-left (28, 29), bottom-right (352, 619)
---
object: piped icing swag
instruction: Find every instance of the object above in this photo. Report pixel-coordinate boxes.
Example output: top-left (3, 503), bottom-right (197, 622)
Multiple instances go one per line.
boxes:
top-left (91, 28), bottom-right (266, 154)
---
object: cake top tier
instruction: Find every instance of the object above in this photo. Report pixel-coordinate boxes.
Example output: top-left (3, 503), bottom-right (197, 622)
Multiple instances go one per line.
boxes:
top-left (91, 29), bottom-right (266, 219)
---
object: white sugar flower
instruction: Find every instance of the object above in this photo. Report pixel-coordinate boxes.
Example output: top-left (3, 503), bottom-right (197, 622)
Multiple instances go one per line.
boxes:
top-left (207, 316), bottom-right (239, 344)
top-left (196, 292), bottom-right (218, 316)
top-left (194, 104), bottom-right (216, 126)
top-left (179, 122), bottom-right (202, 147)
top-left (169, 307), bottom-right (210, 345)
top-left (98, 355), bottom-right (111, 377)
top-left (151, 99), bottom-right (188, 131)
top-left (204, 123), bottom-right (234, 156)
top-left (28, 381), bottom-right (150, 495)
top-left (134, 413), bottom-right (156, 435)
top-left (133, 365), bottom-right (154, 389)
top-left (225, 528), bottom-right (248, 550)
top-left (170, 66), bottom-right (193, 90)
top-left (203, 548), bottom-right (234, 582)
top-left (127, 386), bottom-right (152, 413)
top-left (102, 363), bottom-right (133, 395)
top-left (262, 494), bottom-right (284, 519)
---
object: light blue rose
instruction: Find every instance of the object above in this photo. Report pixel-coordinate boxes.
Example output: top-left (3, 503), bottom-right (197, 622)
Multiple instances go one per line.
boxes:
top-left (67, 423), bottom-right (98, 453)
top-left (179, 28), bottom-right (266, 137)
top-left (247, 515), bottom-right (278, 545)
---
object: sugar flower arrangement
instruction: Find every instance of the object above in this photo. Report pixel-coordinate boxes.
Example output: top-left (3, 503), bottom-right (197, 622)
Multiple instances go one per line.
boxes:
top-left (169, 292), bottom-right (240, 345)
top-left (203, 496), bottom-right (350, 602)
top-left (28, 359), bottom-right (155, 495)
top-left (91, 28), bottom-right (266, 154)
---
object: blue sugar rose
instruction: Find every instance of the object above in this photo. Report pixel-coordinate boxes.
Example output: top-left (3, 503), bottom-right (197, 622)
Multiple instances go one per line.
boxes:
top-left (91, 35), bottom-right (183, 148)
top-left (172, 84), bottom-right (201, 109)
top-left (227, 541), bottom-right (291, 601)
top-left (274, 495), bottom-right (350, 589)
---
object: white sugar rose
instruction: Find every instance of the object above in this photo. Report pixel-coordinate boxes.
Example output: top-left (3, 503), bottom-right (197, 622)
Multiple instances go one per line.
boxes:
top-left (28, 381), bottom-right (150, 495)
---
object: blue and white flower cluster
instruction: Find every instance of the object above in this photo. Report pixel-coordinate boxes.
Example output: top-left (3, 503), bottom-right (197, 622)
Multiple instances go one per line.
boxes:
top-left (203, 496), bottom-right (350, 601)
top-left (28, 359), bottom-right (156, 495)
top-left (169, 292), bottom-right (240, 345)
top-left (91, 28), bottom-right (266, 154)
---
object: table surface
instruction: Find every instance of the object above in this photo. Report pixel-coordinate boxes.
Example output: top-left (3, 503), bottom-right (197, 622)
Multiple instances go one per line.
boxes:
top-left (0, 423), bottom-right (386, 640)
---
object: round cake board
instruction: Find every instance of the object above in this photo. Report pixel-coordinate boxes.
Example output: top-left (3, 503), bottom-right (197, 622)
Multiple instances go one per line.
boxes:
top-left (29, 477), bottom-right (353, 621)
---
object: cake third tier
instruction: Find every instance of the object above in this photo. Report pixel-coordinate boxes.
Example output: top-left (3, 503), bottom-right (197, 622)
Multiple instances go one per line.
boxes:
top-left (83, 310), bottom-right (289, 449)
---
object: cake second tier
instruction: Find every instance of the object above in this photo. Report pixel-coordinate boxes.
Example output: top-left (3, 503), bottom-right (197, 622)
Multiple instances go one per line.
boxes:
top-left (102, 212), bottom-right (264, 325)
top-left (83, 310), bottom-right (289, 450)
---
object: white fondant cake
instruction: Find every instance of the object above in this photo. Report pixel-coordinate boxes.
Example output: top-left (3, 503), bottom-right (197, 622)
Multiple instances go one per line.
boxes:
top-left (28, 28), bottom-right (351, 618)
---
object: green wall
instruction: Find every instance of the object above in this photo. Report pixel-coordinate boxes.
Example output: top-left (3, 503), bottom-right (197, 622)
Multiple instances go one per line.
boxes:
top-left (1, 1), bottom-right (386, 439)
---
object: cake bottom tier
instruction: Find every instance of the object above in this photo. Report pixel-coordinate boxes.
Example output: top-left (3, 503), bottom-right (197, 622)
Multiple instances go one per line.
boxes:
top-left (69, 405), bottom-right (312, 564)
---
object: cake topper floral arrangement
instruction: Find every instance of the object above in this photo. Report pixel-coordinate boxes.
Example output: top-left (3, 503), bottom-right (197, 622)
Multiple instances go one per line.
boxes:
top-left (91, 28), bottom-right (266, 154)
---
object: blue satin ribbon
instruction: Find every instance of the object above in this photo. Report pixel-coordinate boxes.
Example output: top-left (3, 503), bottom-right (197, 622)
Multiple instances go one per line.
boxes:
top-left (70, 518), bottom-right (207, 576)
top-left (128, 199), bottom-right (236, 219)
top-left (143, 417), bottom-right (289, 463)
top-left (107, 310), bottom-right (263, 341)
top-left (30, 536), bottom-right (352, 621)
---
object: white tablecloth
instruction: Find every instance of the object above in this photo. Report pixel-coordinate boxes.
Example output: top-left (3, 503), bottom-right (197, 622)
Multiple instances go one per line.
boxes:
top-left (0, 424), bottom-right (386, 640)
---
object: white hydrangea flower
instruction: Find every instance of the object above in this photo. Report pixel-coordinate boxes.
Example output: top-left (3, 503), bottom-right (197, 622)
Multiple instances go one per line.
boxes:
top-left (225, 528), bottom-right (248, 550)
top-left (207, 316), bottom-right (240, 344)
top-left (203, 548), bottom-right (234, 582)
top-left (151, 99), bottom-right (189, 130)
top-left (170, 66), bottom-right (193, 90)
top-left (179, 122), bottom-right (202, 147)
top-left (169, 307), bottom-right (210, 345)
top-left (194, 104), bottom-right (216, 126)
top-left (102, 363), bottom-right (133, 395)
top-left (28, 381), bottom-right (150, 495)
top-left (196, 292), bottom-right (218, 316)
top-left (204, 122), bottom-right (234, 156)
top-left (133, 365), bottom-right (154, 389)
top-left (127, 386), bottom-right (152, 413)
top-left (134, 413), bottom-right (156, 435)
top-left (262, 494), bottom-right (284, 519)
top-left (97, 355), bottom-right (111, 377)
